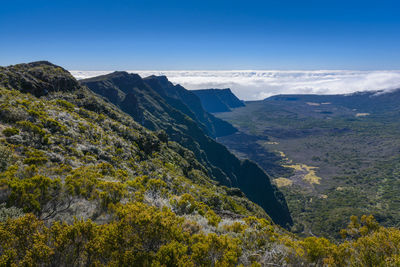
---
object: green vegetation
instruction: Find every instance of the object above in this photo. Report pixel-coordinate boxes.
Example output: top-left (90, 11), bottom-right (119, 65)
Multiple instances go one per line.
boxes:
top-left (2, 212), bottom-right (400, 266)
top-left (0, 144), bottom-right (12, 172)
top-left (217, 94), bottom-right (400, 239)
top-left (1, 61), bottom-right (399, 266)
top-left (2, 127), bottom-right (19, 137)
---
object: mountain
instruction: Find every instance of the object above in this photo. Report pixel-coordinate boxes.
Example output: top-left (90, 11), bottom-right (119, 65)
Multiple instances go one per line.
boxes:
top-left (0, 61), bottom-right (80, 96)
top-left (267, 89), bottom-right (400, 114)
top-left (1, 61), bottom-right (399, 266)
top-left (81, 72), bottom-right (292, 227)
top-left (192, 88), bottom-right (245, 113)
top-left (143, 75), bottom-right (237, 137)
top-left (0, 61), bottom-right (288, 265)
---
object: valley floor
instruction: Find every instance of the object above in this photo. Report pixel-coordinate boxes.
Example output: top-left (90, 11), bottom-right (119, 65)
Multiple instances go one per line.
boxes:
top-left (216, 98), bottom-right (400, 239)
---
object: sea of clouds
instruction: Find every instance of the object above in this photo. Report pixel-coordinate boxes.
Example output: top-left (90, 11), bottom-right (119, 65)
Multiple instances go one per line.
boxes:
top-left (70, 70), bottom-right (400, 100)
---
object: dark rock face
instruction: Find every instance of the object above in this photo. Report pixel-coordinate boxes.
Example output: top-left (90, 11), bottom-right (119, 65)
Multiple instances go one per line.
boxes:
top-left (81, 71), bottom-right (144, 123)
top-left (238, 159), bottom-right (292, 226)
top-left (192, 88), bottom-right (245, 113)
top-left (0, 61), bottom-right (80, 97)
top-left (82, 72), bottom-right (293, 227)
top-left (143, 76), bottom-right (237, 138)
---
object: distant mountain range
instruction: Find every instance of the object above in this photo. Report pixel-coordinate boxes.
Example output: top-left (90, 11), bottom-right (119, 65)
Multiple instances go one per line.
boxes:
top-left (71, 70), bottom-right (400, 101)
top-left (267, 89), bottom-right (400, 114)
top-left (192, 88), bottom-right (245, 113)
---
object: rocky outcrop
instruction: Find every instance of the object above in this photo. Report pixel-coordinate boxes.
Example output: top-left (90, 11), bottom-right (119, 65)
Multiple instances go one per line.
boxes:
top-left (143, 76), bottom-right (237, 137)
top-left (0, 61), bottom-right (80, 97)
top-left (192, 88), bottom-right (245, 113)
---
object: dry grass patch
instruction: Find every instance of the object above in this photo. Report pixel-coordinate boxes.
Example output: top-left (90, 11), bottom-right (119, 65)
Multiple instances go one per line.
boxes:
top-left (273, 178), bottom-right (293, 188)
top-left (283, 164), bottom-right (321, 185)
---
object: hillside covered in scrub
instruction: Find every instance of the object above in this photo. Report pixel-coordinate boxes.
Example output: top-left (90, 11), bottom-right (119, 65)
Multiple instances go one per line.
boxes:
top-left (0, 61), bottom-right (399, 266)
top-left (80, 71), bottom-right (292, 227)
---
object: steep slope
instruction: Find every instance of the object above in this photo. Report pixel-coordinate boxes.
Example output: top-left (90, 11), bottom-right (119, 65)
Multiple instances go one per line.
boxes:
top-left (192, 88), bottom-right (245, 113)
top-left (0, 61), bottom-right (289, 264)
top-left (80, 72), bottom-right (292, 227)
top-left (143, 75), bottom-right (237, 137)
top-left (0, 62), bottom-right (273, 219)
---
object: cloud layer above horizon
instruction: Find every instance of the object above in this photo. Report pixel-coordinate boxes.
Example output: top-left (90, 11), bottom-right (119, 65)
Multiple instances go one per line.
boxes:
top-left (71, 70), bottom-right (400, 100)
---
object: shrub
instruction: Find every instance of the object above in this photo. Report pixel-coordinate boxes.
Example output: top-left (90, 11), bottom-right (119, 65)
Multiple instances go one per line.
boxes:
top-left (2, 127), bottom-right (19, 137)
top-left (0, 214), bottom-right (52, 265)
top-left (48, 218), bottom-right (100, 266)
top-left (0, 145), bottom-right (12, 172)
top-left (97, 181), bottom-right (127, 209)
top-left (44, 118), bottom-right (65, 133)
top-left (0, 203), bottom-right (23, 222)
top-left (23, 149), bottom-right (48, 165)
top-left (56, 99), bottom-right (75, 111)
top-left (65, 167), bottom-right (99, 199)
top-left (190, 233), bottom-right (241, 266)
top-left (0, 106), bottom-right (28, 123)
top-left (300, 237), bottom-right (334, 264)
top-left (100, 202), bottom-right (187, 266)
top-left (340, 214), bottom-right (380, 239)
top-left (173, 193), bottom-right (197, 214)
top-left (222, 221), bottom-right (247, 233)
top-left (205, 210), bottom-right (221, 227)
top-left (16, 120), bottom-right (46, 137)
top-left (146, 178), bottom-right (167, 194)
top-left (3, 175), bottom-right (62, 215)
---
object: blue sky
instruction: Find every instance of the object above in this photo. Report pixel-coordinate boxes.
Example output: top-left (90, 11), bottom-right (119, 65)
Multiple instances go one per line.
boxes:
top-left (1, 0), bottom-right (399, 70)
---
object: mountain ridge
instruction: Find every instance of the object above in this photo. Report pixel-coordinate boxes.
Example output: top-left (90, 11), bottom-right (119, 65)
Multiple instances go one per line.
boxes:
top-left (265, 88), bottom-right (400, 114)
top-left (143, 75), bottom-right (237, 138)
top-left (80, 71), bottom-right (292, 227)
top-left (192, 88), bottom-right (245, 113)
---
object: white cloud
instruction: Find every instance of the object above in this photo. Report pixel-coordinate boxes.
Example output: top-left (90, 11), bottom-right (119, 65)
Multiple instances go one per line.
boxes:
top-left (70, 70), bottom-right (400, 100)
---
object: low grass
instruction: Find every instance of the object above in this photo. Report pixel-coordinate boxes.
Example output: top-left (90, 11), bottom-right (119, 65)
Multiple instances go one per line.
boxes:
top-left (273, 177), bottom-right (293, 188)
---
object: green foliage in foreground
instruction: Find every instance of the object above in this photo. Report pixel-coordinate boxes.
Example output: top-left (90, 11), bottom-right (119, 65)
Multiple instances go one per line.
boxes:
top-left (0, 84), bottom-right (280, 265)
top-left (0, 203), bottom-right (242, 266)
top-left (1, 211), bottom-right (400, 266)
